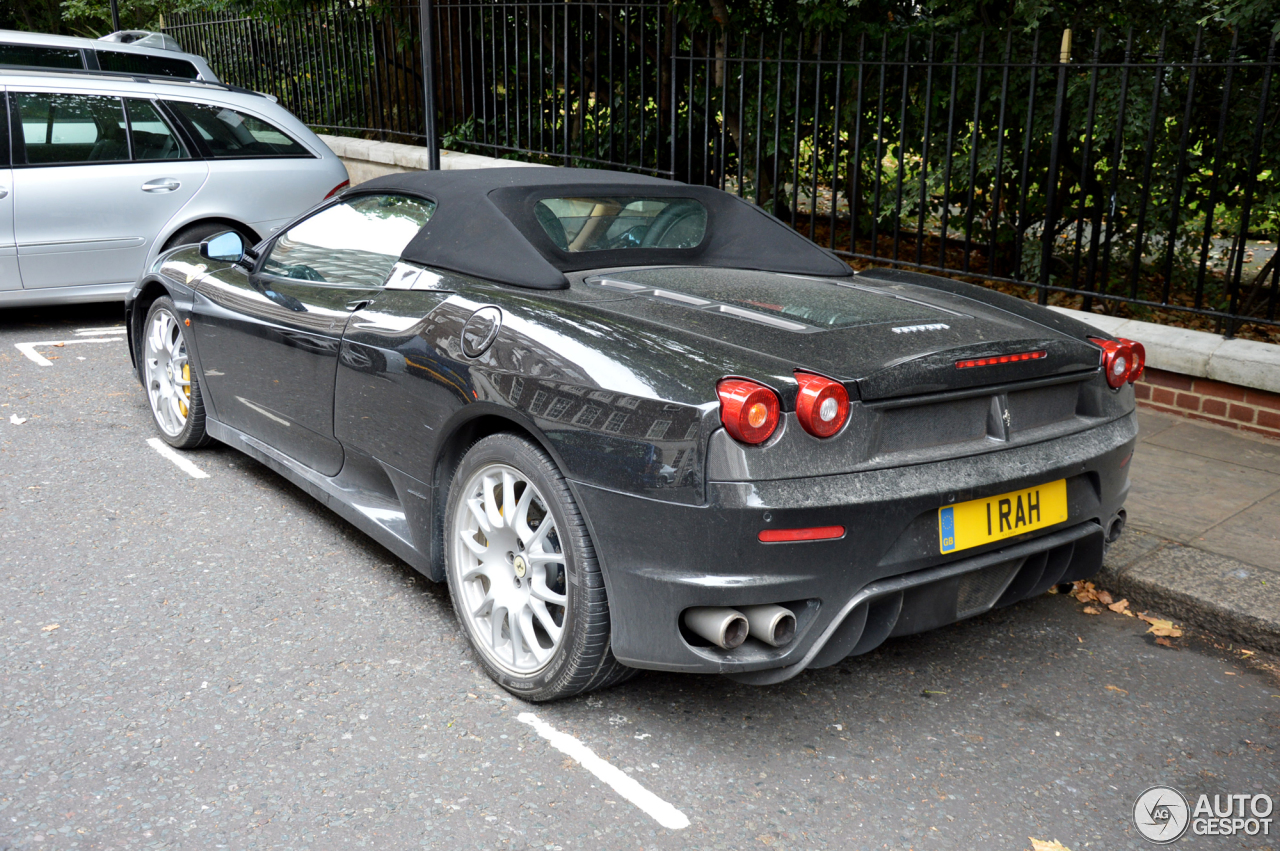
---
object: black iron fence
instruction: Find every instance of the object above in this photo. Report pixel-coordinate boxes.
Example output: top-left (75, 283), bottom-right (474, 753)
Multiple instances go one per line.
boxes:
top-left (164, 4), bottom-right (431, 143)
top-left (165, 4), bottom-right (1280, 338)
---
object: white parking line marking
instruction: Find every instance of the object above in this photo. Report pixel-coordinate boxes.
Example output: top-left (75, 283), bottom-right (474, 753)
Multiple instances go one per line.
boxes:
top-left (146, 438), bottom-right (210, 479)
top-left (15, 338), bottom-right (125, 366)
top-left (517, 712), bottom-right (690, 830)
top-left (74, 327), bottom-right (126, 336)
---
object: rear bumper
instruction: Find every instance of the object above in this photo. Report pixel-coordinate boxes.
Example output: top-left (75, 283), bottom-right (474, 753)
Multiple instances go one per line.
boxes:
top-left (571, 412), bottom-right (1136, 680)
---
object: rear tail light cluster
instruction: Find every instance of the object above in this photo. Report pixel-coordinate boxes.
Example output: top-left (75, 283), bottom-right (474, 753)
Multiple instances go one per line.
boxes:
top-left (717, 372), bottom-right (851, 446)
top-left (717, 379), bottom-right (781, 445)
top-left (794, 372), bottom-right (849, 438)
top-left (1090, 337), bottom-right (1146, 388)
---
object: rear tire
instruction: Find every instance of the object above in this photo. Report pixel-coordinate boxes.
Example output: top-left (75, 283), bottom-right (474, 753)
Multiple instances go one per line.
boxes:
top-left (444, 433), bottom-right (635, 701)
top-left (142, 297), bottom-right (210, 450)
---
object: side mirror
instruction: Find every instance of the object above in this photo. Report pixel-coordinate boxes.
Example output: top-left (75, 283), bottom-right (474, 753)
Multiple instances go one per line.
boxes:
top-left (199, 231), bottom-right (245, 263)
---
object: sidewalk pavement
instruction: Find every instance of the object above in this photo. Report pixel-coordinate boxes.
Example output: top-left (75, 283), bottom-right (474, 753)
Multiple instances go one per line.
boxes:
top-left (1099, 408), bottom-right (1280, 652)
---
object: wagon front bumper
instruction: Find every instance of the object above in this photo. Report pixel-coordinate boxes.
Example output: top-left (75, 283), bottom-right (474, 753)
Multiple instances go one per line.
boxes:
top-left (569, 412), bottom-right (1136, 681)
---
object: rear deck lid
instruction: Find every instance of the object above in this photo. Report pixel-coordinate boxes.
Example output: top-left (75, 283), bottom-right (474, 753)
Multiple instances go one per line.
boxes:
top-left (585, 267), bottom-right (1101, 400)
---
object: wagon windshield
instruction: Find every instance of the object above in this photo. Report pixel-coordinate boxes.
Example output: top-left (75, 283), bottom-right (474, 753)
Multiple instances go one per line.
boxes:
top-left (534, 197), bottom-right (707, 252)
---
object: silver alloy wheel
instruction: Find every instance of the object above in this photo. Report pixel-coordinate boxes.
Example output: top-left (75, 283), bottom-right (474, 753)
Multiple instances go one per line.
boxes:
top-left (144, 307), bottom-right (191, 437)
top-left (451, 463), bottom-right (568, 675)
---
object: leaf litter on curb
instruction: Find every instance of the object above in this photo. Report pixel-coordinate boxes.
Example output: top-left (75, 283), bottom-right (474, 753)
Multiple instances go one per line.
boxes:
top-left (1071, 581), bottom-right (1182, 644)
top-left (1070, 581), bottom-right (1132, 614)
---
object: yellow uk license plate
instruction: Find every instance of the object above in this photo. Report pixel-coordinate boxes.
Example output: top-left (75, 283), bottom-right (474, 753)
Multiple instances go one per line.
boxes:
top-left (938, 479), bottom-right (1068, 554)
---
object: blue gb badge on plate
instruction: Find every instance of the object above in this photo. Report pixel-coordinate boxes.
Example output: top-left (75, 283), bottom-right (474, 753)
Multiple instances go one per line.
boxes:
top-left (939, 505), bottom-right (956, 553)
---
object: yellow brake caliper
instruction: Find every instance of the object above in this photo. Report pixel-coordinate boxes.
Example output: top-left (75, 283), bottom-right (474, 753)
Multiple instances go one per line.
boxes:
top-left (179, 364), bottom-right (190, 418)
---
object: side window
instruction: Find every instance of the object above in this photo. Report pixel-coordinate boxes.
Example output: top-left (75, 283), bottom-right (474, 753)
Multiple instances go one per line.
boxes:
top-left (261, 195), bottom-right (437, 288)
top-left (0, 44), bottom-right (84, 70)
top-left (166, 101), bottom-right (309, 158)
top-left (14, 93), bottom-right (128, 165)
top-left (125, 99), bottom-right (187, 160)
top-left (96, 50), bottom-right (199, 80)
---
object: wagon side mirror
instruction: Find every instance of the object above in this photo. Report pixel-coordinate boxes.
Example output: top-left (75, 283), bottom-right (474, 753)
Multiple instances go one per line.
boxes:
top-left (200, 231), bottom-right (245, 264)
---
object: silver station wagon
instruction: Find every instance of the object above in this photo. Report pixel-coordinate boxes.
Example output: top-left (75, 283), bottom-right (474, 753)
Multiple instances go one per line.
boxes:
top-left (0, 68), bottom-right (349, 307)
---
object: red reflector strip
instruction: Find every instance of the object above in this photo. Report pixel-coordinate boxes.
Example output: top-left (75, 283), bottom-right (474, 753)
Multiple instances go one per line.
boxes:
top-left (956, 350), bottom-right (1047, 369)
top-left (758, 525), bottom-right (845, 543)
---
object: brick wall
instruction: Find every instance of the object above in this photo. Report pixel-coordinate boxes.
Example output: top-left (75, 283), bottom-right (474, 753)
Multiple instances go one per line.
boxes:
top-left (1136, 367), bottom-right (1280, 439)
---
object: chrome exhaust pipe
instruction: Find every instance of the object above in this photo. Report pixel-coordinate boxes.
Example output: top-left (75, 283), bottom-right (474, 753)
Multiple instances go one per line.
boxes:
top-left (682, 607), bottom-right (749, 650)
top-left (741, 604), bottom-right (797, 647)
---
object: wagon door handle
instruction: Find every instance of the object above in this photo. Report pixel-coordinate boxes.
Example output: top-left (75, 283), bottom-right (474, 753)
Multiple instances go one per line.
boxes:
top-left (142, 178), bottom-right (181, 193)
top-left (0, 186), bottom-right (8, 199)
top-left (345, 299), bottom-right (371, 312)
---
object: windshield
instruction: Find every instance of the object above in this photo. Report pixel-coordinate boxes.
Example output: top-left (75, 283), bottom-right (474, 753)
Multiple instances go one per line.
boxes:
top-left (534, 197), bottom-right (707, 252)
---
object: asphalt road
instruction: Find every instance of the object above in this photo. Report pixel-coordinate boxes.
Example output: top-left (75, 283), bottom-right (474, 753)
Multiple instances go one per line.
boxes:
top-left (2, 304), bottom-right (1278, 851)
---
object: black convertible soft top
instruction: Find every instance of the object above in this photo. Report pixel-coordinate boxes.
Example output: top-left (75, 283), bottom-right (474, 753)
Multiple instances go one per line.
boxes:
top-left (354, 167), bottom-right (853, 289)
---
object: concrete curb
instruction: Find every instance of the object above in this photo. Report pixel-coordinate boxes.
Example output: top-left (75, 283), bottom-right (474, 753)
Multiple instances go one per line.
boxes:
top-left (1097, 529), bottom-right (1280, 654)
top-left (1049, 305), bottom-right (1280, 395)
top-left (318, 134), bottom-right (548, 185)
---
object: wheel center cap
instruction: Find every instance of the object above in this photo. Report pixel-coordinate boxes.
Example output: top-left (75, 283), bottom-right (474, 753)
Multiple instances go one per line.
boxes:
top-left (512, 555), bottom-right (528, 578)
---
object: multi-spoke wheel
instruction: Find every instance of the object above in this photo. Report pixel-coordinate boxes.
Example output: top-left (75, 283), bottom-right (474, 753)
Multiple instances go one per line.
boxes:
top-left (444, 434), bottom-right (635, 701)
top-left (143, 297), bottom-right (210, 449)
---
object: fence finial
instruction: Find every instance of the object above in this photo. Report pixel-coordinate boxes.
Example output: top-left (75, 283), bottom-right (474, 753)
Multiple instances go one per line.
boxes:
top-left (1060, 28), bottom-right (1073, 63)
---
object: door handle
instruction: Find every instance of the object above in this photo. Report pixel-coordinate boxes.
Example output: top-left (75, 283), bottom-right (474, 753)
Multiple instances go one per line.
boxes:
top-left (142, 178), bottom-right (181, 193)
top-left (345, 299), bottom-right (372, 312)
top-left (0, 187), bottom-right (8, 199)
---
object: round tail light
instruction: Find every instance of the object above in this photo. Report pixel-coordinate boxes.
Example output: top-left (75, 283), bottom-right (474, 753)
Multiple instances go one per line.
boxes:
top-left (794, 371), bottom-right (850, 438)
top-left (717, 378), bottom-right (781, 445)
top-left (1091, 337), bottom-right (1143, 388)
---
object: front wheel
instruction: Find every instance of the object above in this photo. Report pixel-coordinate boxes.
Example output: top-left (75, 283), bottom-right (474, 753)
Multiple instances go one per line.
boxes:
top-left (444, 433), bottom-right (634, 701)
top-left (142, 297), bottom-right (210, 449)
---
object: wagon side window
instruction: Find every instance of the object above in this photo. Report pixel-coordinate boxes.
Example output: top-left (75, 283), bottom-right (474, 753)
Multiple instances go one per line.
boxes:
top-left (165, 100), bottom-right (310, 158)
top-left (13, 92), bottom-right (129, 165)
top-left (260, 194), bottom-right (436, 288)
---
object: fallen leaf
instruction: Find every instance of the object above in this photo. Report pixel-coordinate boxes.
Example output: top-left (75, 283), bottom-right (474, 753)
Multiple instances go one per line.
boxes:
top-left (41, 624), bottom-right (59, 632)
top-left (1082, 605), bottom-right (1102, 615)
top-left (1240, 650), bottom-right (1255, 657)
top-left (1107, 599), bottom-right (1130, 614)
top-left (1155, 637), bottom-right (1175, 648)
top-left (1096, 590), bottom-right (1114, 606)
top-left (53, 342), bottom-right (65, 347)
top-left (1105, 684), bottom-right (1128, 695)
top-left (9, 415), bottom-right (26, 425)
top-left (1030, 839), bottom-right (1073, 851)
top-left (1069, 581), bottom-right (1100, 603)
top-left (1139, 615), bottom-right (1184, 637)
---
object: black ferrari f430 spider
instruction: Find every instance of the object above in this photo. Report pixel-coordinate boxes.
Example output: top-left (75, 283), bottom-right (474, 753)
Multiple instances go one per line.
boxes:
top-left (126, 168), bottom-right (1142, 701)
